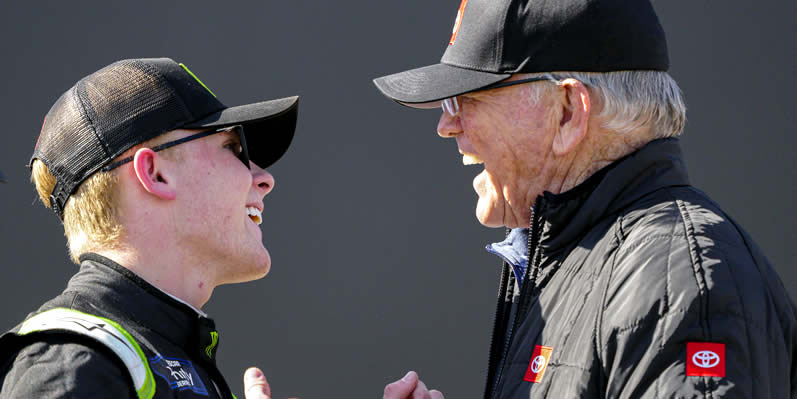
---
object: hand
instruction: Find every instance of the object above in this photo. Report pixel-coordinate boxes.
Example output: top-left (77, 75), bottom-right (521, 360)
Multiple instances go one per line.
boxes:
top-left (243, 367), bottom-right (300, 399)
top-left (244, 367), bottom-right (272, 399)
top-left (383, 371), bottom-right (444, 399)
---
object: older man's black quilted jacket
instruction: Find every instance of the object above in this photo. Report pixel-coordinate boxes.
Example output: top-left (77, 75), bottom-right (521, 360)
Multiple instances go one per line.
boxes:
top-left (485, 138), bottom-right (797, 398)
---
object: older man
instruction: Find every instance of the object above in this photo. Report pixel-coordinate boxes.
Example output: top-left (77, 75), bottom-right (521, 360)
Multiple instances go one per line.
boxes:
top-left (375, 0), bottom-right (796, 398)
top-left (0, 58), bottom-right (297, 399)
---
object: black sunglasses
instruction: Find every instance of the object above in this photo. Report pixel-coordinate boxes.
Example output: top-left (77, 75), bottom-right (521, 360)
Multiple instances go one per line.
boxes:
top-left (102, 125), bottom-right (250, 172)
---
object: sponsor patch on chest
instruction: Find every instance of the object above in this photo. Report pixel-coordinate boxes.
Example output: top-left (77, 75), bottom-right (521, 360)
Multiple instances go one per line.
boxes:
top-left (523, 345), bottom-right (553, 383)
top-left (686, 342), bottom-right (725, 377)
top-left (149, 354), bottom-right (209, 396)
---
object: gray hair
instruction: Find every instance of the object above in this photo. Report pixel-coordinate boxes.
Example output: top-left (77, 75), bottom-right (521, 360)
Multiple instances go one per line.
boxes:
top-left (524, 71), bottom-right (686, 138)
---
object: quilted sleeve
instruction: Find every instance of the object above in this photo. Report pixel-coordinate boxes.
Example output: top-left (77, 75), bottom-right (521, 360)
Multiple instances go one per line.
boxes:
top-left (598, 213), bottom-right (793, 398)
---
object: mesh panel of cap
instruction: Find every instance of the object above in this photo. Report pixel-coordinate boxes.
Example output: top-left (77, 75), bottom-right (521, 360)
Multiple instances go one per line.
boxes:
top-left (79, 60), bottom-right (191, 159)
top-left (35, 88), bottom-right (100, 206)
top-left (33, 60), bottom-right (193, 217)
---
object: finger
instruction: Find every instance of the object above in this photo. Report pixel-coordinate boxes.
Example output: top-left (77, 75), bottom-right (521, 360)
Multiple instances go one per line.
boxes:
top-left (429, 389), bottom-right (445, 399)
top-left (383, 371), bottom-right (419, 399)
top-left (244, 367), bottom-right (271, 399)
top-left (412, 380), bottom-right (432, 399)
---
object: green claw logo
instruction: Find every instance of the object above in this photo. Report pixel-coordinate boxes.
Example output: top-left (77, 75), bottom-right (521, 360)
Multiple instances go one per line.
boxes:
top-left (206, 331), bottom-right (219, 359)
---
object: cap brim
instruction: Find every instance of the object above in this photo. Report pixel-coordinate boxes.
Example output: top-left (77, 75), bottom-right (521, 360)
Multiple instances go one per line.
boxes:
top-left (184, 96), bottom-right (299, 168)
top-left (373, 63), bottom-right (511, 108)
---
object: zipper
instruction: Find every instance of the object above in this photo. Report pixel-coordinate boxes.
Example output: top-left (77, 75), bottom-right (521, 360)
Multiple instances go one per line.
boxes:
top-left (483, 228), bottom-right (513, 399)
top-left (519, 200), bottom-right (546, 319)
top-left (486, 198), bottom-right (545, 399)
top-left (482, 259), bottom-right (511, 398)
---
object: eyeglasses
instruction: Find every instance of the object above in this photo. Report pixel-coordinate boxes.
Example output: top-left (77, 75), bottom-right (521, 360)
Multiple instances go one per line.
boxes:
top-left (102, 125), bottom-right (250, 172)
top-left (441, 76), bottom-right (552, 117)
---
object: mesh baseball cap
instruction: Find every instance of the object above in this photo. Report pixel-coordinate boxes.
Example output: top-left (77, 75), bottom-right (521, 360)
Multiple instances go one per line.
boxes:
top-left (31, 58), bottom-right (299, 218)
top-left (373, 0), bottom-right (669, 106)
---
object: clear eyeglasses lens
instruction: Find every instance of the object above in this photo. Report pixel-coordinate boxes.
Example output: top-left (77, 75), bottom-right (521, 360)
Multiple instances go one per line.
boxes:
top-left (441, 97), bottom-right (460, 116)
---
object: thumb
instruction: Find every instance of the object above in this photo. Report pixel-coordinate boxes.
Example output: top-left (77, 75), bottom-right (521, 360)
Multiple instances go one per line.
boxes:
top-left (244, 367), bottom-right (272, 399)
top-left (383, 371), bottom-right (419, 399)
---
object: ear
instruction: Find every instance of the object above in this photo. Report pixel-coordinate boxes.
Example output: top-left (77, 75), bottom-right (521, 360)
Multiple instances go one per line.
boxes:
top-left (132, 148), bottom-right (176, 200)
top-left (552, 78), bottom-right (591, 156)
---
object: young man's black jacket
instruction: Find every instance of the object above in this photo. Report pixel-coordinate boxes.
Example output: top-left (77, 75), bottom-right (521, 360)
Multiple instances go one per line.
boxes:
top-left (0, 254), bottom-right (235, 398)
top-left (485, 138), bottom-right (797, 398)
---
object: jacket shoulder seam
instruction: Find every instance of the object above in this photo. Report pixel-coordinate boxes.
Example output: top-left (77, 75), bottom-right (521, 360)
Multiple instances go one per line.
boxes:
top-left (674, 198), bottom-right (711, 338)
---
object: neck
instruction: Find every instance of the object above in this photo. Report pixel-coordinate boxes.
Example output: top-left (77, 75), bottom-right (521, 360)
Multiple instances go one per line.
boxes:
top-left (93, 239), bottom-right (216, 310)
top-left (547, 126), bottom-right (653, 195)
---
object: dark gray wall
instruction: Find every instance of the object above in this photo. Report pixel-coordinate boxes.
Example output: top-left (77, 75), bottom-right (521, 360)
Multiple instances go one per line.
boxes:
top-left (0, 1), bottom-right (794, 397)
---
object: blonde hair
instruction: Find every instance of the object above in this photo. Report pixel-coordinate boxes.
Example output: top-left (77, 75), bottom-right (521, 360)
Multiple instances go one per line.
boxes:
top-left (32, 160), bottom-right (122, 263)
top-left (32, 131), bottom-right (184, 264)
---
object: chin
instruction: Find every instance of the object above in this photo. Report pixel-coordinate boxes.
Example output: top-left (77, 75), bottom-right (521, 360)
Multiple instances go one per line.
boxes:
top-left (225, 249), bottom-right (271, 284)
top-left (248, 250), bottom-right (272, 279)
top-left (477, 216), bottom-right (506, 228)
top-left (476, 199), bottom-right (506, 228)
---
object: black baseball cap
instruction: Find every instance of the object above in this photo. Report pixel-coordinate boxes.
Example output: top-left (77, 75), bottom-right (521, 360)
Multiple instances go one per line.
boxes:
top-left (31, 58), bottom-right (299, 218)
top-left (373, 0), bottom-right (669, 106)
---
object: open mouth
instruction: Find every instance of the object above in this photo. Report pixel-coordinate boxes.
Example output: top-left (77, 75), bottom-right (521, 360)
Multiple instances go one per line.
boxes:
top-left (246, 206), bottom-right (262, 225)
top-left (462, 153), bottom-right (484, 165)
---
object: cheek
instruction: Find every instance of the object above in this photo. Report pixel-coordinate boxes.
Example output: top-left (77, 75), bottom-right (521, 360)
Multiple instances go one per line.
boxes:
top-left (226, 167), bottom-right (255, 216)
top-left (465, 130), bottom-right (514, 174)
top-left (462, 111), bottom-right (517, 156)
top-left (195, 172), bottom-right (247, 216)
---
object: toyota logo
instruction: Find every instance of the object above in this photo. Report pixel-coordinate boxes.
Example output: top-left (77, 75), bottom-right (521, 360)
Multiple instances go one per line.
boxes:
top-left (692, 350), bottom-right (720, 368)
top-left (531, 355), bottom-right (547, 373)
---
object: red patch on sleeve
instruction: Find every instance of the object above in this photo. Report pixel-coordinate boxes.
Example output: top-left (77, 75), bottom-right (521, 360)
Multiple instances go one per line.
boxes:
top-left (686, 342), bottom-right (725, 377)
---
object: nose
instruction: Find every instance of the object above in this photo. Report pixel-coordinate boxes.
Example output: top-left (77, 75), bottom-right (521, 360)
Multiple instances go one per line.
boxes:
top-left (250, 161), bottom-right (275, 198)
top-left (437, 111), bottom-right (463, 138)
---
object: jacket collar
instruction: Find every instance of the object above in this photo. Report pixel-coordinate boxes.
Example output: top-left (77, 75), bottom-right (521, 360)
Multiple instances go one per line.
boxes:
top-left (70, 253), bottom-right (220, 364)
top-left (536, 138), bottom-right (690, 251)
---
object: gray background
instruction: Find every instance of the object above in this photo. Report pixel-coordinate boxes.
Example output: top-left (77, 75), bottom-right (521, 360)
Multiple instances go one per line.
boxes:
top-left (0, 1), bottom-right (794, 397)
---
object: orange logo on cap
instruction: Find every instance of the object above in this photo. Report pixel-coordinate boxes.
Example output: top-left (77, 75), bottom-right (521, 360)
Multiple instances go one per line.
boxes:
top-left (449, 0), bottom-right (468, 45)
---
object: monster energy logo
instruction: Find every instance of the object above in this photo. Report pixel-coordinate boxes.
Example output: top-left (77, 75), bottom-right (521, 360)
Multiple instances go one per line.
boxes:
top-left (205, 331), bottom-right (219, 359)
top-left (179, 63), bottom-right (217, 98)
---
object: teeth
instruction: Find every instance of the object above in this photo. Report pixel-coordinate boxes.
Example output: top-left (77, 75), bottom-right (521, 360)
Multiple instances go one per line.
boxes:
top-left (462, 153), bottom-right (483, 165)
top-left (246, 206), bottom-right (262, 225)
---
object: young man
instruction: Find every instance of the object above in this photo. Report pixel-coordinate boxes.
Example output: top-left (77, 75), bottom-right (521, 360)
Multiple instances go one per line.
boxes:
top-left (375, 0), bottom-right (796, 397)
top-left (0, 58), bottom-right (298, 399)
